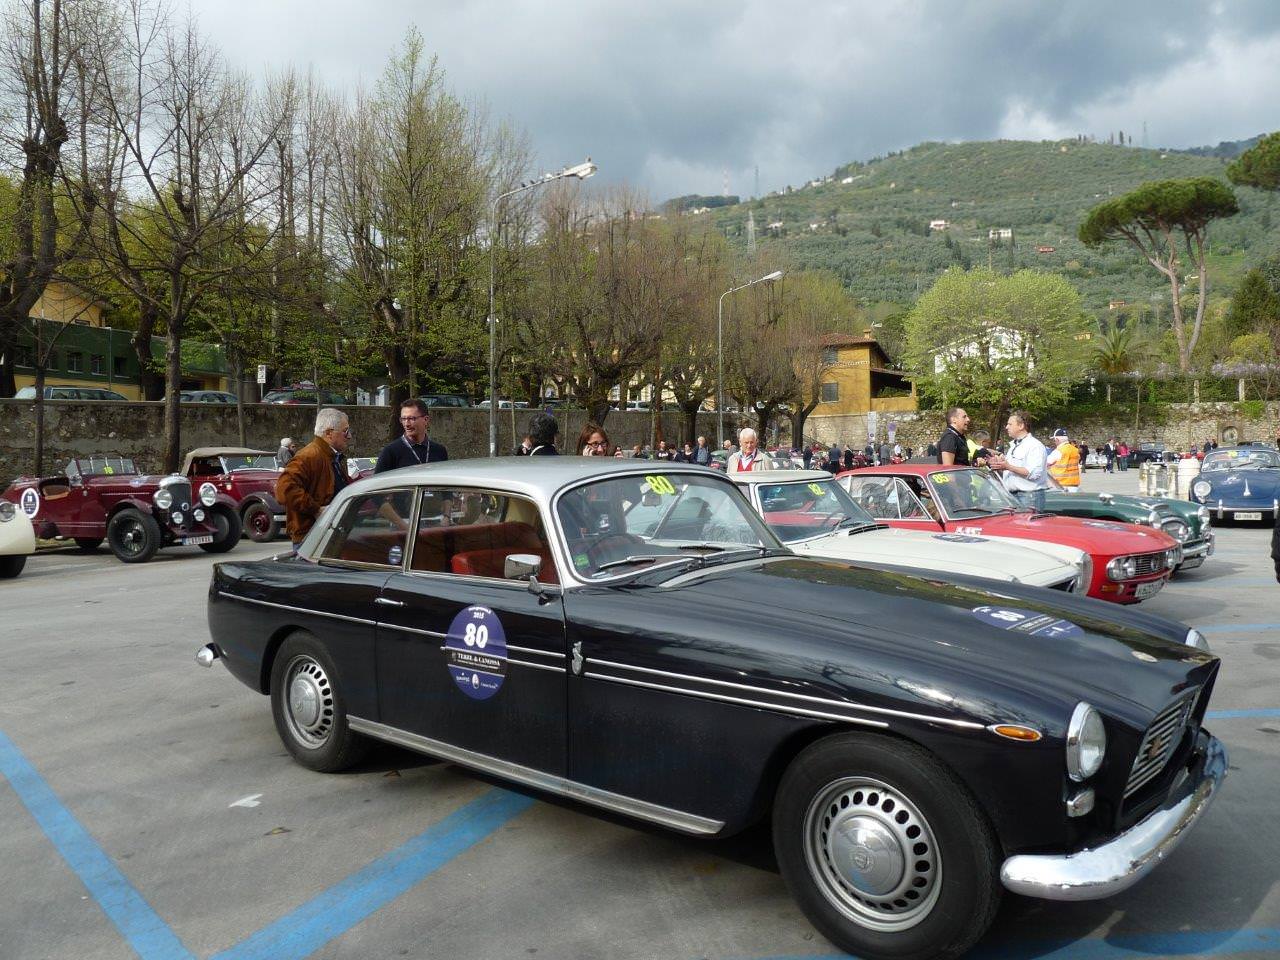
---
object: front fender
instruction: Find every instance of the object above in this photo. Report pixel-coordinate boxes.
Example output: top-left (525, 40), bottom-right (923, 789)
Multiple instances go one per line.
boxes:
top-left (109, 496), bottom-right (156, 517)
top-left (239, 491), bottom-right (283, 514)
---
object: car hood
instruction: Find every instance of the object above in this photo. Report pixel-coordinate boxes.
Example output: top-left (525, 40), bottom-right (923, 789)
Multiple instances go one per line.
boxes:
top-left (1194, 470), bottom-right (1280, 497)
top-left (955, 512), bottom-right (1177, 554)
top-left (660, 555), bottom-right (1211, 726)
top-left (787, 526), bottom-right (1072, 584)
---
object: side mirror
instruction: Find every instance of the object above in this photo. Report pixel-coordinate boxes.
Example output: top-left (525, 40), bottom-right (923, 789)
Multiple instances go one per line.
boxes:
top-left (505, 552), bottom-right (543, 582)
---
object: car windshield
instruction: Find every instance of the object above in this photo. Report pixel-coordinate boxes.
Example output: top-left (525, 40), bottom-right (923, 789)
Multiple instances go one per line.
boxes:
top-left (221, 455), bottom-right (277, 471)
top-left (754, 478), bottom-right (878, 543)
top-left (1202, 449), bottom-right (1279, 471)
top-left (928, 469), bottom-right (1020, 516)
top-left (559, 472), bottom-right (778, 580)
top-left (69, 456), bottom-right (138, 478)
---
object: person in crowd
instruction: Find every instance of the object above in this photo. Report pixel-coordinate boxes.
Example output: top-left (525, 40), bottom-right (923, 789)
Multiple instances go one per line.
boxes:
top-left (802, 445), bottom-right (814, 469)
top-left (1103, 439), bottom-right (1116, 473)
top-left (726, 427), bottom-right (769, 472)
top-left (526, 411), bottom-right (559, 455)
top-left (988, 411), bottom-right (1049, 512)
top-left (277, 408), bottom-right (351, 548)
top-left (843, 444), bottom-right (855, 471)
top-left (825, 444), bottom-right (842, 474)
top-left (967, 430), bottom-right (995, 467)
top-left (374, 398), bottom-right (448, 473)
top-left (1047, 428), bottom-right (1082, 492)
top-left (676, 442), bottom-right (695, 463)
top-left (926, 441), bottom-right (938, 458)
top-left (906, 446), bottom-right (914, 459)
top-left (937, 407), bottom-right (972, 465)
top-left (722, 438), bottom-right (737, 456)
top-left (577, 422), bottom-right (610, 456)
top-left (277, 437), bottom-right (296, 467)
top-left (631, 443), bottom-right (647, 460)
top-left (1116, 439), bottom-right (1129, 472)
top-left (513, 434), bottom-right (534, 456)
top-left (892, 442), bottom-right (903, 462)
top-left (655, 440), bottom-right (673, 461)
top-left (879, 439), bottom-right (893, 465)
top-left (693, 435), bottom-right (712, 466)
top-left (612, 446), bottom-right (625, 458)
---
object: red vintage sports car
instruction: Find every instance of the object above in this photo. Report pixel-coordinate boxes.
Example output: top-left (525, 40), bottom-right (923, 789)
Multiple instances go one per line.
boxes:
top-left (838, 464), bottom-right (1181, 604)
top-left (182, 447), bottom-right (285, 542)
top-left (4, 455), bottom-right (242, 563)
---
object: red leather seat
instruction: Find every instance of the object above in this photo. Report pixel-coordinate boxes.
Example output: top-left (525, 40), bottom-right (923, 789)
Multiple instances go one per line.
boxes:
top-left (451, 548), bottom-right (559, 584)
top-left (413, 521), bottom-right (558, 582)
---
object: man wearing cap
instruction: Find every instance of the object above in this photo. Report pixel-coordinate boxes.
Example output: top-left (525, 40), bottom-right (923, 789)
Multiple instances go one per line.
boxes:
top-left (1047, 428), bottom-right (1081, 492)
top-left (988, 410), bottom-right (1049, 511)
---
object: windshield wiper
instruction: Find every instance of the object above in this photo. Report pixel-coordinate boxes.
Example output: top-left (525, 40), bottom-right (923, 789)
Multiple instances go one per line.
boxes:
top-left (950, 507), bottom-right (994, 517)
top-left (596, 554), bottom-right (698, 573)
top-left (676, 542), bottom-right (728, 552)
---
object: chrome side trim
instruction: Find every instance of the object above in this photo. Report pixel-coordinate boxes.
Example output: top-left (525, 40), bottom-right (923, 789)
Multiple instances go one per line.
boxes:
top-left (507, 659), bottom-right (565, 674)
top-left (217, 591), bottom-right (377, 627)
top-left (1001, 735), bottom-right (1227, 901)
top-left (584, 670), bottom-right (889, 729)
top-left (379, 622), bottom-right (449, 641)
top-left (506, 643), bottom-right (563, 659)
top-left (590, 657), bottom-right (984, 730)
top-left (346, 716), bottom-right (724, 836)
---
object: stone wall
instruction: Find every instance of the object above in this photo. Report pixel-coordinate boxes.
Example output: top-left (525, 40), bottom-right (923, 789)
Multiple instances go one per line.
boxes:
top-left (0, 400), bottom-right (728, 483)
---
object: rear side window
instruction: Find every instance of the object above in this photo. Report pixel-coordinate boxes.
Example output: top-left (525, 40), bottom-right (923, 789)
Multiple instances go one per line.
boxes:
top-left (319, 490), bottom-right (414, 567)
top-left (410, 488), bottom-right (558, 584)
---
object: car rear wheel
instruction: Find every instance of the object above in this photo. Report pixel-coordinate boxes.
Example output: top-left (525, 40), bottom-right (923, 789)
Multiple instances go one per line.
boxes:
top-left (0, 555), bottom-right (26, 578)
top-left (270, 633), bottom-right (369, 772)
top-left (107, 509), bottom-right (161, 563)
top-left (200, 506), bottom-right (242, 553)
top-left (242, 502), bottom-right (279, 542)
top-left (773, 734), bottom-right (1000, 960)
top-left (74, 537), bottom-right (103, 552)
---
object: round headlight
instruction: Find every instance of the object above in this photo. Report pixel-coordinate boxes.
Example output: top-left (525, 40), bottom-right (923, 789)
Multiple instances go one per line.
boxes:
top-left (1066, 702), bottom-right (1107, 782)
top-left (153, 488), bottom-right (173, 510)
top-left (1185, 629), bottom-right (1210, 651)
top-left (1105, 556), bottom-right (1137, 581)
top-left (171, 511), bottom-right (184, 524)
top-left (193, 508), bottom-right (206, 521)
top-left (1192, 480), bottom-right (1212, 499)
top-left (199, 482), bottom-right (217, 507)
top-left (0, 500), bottom-right (14, 522)
top-left (1165, 519), bottom-right (1189, 542)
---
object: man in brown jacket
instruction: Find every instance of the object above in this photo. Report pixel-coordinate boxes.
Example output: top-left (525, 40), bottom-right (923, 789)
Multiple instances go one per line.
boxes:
top-left (277, 408), bottom-right (352, 546)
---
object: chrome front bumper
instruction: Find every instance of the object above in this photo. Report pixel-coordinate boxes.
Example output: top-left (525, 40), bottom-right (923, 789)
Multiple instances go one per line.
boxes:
top-left (1000, 733), bottom-right (1227, 901)
top-left (1176, 534), bottom-right (1214, 570)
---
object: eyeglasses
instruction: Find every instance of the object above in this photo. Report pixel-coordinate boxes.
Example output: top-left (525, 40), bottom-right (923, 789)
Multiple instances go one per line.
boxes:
top-left (399, 416), bottom-right (423, 423)
top-left (588, 439), bottom-right (607, 447)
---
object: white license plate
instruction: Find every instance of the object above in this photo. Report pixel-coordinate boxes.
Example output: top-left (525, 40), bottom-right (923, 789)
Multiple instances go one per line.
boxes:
top-left (1233, 512), bottom-right (1262, 521)
top-left (183, 535), bottom-right (213, 545)
top-left (1134, 579), bottom-right (1164, 600)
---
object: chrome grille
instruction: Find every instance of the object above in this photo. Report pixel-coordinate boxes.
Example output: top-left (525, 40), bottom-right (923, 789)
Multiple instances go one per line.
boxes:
top-left (1132, 551), bottom-right (1168, 577)
top-left (1125, 695), bottom-right (1195, 798)
top-left (167, 480), bottom-right (193, 511)
top-left (1159, 518), bottom-right (1190, 542)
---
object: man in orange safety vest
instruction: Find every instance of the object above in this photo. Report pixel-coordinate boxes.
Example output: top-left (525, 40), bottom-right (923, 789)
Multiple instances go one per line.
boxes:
top-left (1047, 428), bottom-right (1081, 491)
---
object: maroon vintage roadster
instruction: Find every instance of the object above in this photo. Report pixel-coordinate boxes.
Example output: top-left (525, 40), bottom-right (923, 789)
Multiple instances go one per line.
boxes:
top-left (182, 447), bottom-right (285, 542)
top-left (3, 455), bottom-right (242, 563)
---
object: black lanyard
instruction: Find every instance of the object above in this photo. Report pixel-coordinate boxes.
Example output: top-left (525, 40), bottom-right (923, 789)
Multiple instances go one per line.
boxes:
top-left (402, 435), bottom-right (429, 464)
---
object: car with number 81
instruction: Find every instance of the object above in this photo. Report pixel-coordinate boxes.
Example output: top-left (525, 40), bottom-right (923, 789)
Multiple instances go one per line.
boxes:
top-left (199, 459), bottom-right (1225, 960)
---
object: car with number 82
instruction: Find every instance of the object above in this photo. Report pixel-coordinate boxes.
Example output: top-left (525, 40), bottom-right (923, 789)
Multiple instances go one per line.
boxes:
top-left (199, 459), bottom-right (1225, 960)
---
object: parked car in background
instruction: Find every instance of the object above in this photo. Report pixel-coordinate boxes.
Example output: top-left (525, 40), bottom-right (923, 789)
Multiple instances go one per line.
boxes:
top-left (838, 465), bottom-right (1181, 603)
top-left (419, 393), bottom-right (471, 408)
top-left (200, 458), bottom-right (1226, 960)
top-left (730, 470), bottom-right (1089, 592)
top-left (1189, 445), bottom-right (1280, 524)
top-left (1129, 442), bottom-right (1171, 466)
top-left (3, 456), bottom-right (241, 562)
top-left (262, 387), bottom-right (350, 405)
top-left (14, 385), bottom-right (129, 401)
top-left (174, 390), bottom-right (239, 404)
top-left (0, 498), bottom-right (36, 578)
top-left (1084, 450), bottom-right (1107, 470)
top-left (347, 457), bottom-right (377, 482)
top-left (182, 447), bottom-right (285, 542)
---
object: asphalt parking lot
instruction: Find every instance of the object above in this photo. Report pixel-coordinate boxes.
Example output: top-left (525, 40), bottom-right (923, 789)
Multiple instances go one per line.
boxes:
top-left (2, 468), bottom-right (1278, 960)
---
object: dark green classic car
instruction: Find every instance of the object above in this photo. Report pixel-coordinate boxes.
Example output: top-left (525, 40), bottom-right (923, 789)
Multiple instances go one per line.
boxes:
top-left (1041, 482), bottom-right (1213, 573)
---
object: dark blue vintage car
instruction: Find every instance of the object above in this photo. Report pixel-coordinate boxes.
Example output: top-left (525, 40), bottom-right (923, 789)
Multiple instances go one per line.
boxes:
top-left (198, 459), bottom-right (1226, 960)
top-left (1189, 445), bottom-right (1280, 523)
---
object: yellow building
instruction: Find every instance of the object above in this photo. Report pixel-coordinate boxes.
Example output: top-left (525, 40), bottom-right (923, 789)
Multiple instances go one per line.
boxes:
top-left (11, 280), bottom-right (229, 399)
top-left (807, 332), bottom-right (916, 445)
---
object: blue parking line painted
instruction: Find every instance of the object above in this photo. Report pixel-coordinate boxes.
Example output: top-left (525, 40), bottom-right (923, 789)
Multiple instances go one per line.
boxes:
top-left (211, 787), bottom-right (534, 960)
top-left (748, 926), bottom-right (1280, 960)
top-left (1207, 708), bottom-right (1280, 719)
top-left (1200, 622), bottom-right (1280, 634)
top-left (0, 729), bottom-right (196, 960)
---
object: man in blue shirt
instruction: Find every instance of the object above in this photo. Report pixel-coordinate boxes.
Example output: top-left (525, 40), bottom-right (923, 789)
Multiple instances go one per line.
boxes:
top-left (374, 399), bottom-right (449, 473)
top-left (988, 410), bottom-right (1048, 512)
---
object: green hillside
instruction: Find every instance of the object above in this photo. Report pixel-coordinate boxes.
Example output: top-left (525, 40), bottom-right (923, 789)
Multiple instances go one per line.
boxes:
top-left (705, 139), bottom-right (1280, 314)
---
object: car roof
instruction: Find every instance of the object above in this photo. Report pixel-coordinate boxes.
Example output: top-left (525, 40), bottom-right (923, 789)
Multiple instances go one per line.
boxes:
top-left (180, 447), bottom-right (274, 474)
top-left (847, 463), bottom-right (955, 477)
top-left (728, 469), bottom-right (835, 484)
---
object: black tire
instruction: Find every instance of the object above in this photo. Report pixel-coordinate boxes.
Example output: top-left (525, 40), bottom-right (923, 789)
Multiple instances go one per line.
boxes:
top-left (270, 632), bottom-right (370, 772)
top-left (0, 554), bottom-right (26, 578)
top-left (773, 734), bottom-right (1001, 960)
top-left (107, 509), bottom-right (161, 564)
top-left (74, 537), bottom-right (103, 552)
top-left (200, 506), bottom-right (242, 553)
top-left (242, 501), bottom-right (279, 543)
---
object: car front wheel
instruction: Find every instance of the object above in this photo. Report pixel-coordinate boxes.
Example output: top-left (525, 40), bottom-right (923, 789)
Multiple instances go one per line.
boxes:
top-left (200, 506), bottom-right (242, 553)
top-left (242, 502), bottom-right (279, 542)
top-left (107, 509), bottom-right (161, 563)
top-left (773, 734), bottom-right (1000, 960)
top-left (270, 633), bottom-right (369, 772)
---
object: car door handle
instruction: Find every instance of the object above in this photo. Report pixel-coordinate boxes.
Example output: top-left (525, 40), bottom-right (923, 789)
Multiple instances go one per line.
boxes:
top-left (374, 597), bottom-right (404, 607)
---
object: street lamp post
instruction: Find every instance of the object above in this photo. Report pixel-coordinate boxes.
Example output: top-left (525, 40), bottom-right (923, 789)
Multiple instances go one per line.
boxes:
top-left (488, 158), bottom-right (596, 456)
top-left (717, 270), bottom-right (783, 447)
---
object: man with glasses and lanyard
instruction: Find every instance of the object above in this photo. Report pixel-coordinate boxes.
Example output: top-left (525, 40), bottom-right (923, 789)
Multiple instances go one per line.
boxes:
top-left (987, 410), bottom-right (1049, 512)
top-left (374, 398), bottom-right (449, 474)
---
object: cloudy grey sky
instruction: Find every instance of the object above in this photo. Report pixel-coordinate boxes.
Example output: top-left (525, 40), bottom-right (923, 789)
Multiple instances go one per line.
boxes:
top-left (194, 0), bottom-right (1280, 200)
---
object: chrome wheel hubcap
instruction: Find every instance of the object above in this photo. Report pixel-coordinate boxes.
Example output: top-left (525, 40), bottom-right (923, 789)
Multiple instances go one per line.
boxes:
top-left (282, 657), bottom-right (334, 747)
top-left (803, 777), bottom-right (941, 932)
